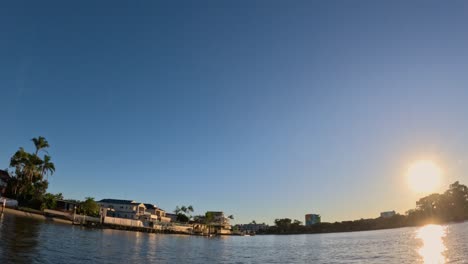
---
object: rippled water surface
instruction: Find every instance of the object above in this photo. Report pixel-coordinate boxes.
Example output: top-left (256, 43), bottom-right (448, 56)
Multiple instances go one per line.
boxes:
top-left (1, 213), bottom-right (468, 263)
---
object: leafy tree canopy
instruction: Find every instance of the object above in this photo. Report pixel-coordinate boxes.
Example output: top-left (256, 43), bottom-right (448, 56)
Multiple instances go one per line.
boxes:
top-left (6, 137), bottom-right (56, 209)
top-left (174, 205), bottom-right (194, 222)
top-left (79, 197), bottom-right (100, 217)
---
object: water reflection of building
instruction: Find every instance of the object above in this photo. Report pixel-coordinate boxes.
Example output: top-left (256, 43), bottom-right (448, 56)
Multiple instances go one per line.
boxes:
top-left (305, 214), bottom-right (321, 226)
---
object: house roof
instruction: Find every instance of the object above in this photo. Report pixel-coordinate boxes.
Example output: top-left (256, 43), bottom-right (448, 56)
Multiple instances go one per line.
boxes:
top-left (143, 203), bottom-right (166, 211)
top-left (57, 199), bottom-right (80, 205)
top-left (206, 211), bottom-right (224, 214)
top-left (144, 203), bottom-right (156, 209)
top-left (98, 199), bottom-right (136, 205)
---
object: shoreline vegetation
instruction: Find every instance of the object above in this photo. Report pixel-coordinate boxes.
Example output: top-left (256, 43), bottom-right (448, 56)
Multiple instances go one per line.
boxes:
top-left (259, 180), bottom-right (468, 235)
top-left (2, 137), bottom-right (468, 236)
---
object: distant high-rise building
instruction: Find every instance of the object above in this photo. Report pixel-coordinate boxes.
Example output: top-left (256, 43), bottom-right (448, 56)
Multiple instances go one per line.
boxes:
top-left (305, 214), bottom-right (321, 226)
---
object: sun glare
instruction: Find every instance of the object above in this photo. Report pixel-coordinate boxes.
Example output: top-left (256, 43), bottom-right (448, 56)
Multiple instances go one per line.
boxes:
top-left (407, 160), bottom-right (442, 193)
top-left (416, 225), bottom-right (447, 263)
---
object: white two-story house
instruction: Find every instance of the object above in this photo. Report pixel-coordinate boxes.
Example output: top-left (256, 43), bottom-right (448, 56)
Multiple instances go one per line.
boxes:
top-left (98, 199), bottom-right (146, 220)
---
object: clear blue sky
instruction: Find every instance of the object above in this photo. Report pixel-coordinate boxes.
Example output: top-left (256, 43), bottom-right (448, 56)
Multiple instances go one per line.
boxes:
top-left (2, 1), bottom-right (468, 224)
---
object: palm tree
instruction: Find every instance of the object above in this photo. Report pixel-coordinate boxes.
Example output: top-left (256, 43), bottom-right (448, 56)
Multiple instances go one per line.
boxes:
top-left (174, 205), bottom-right (195, 222)
top-left (40, 155), bottom-right (55, 180)
top-left (10, 148), bottom-right (37, 184)
top-left (175, 205), bottom-right (194, 215)
top-left (7, 136), bottom-right (55, 201)
top-left (32, 136), bottom-right (49, 156)
top-left (186, 205), bottom-right (194, 220)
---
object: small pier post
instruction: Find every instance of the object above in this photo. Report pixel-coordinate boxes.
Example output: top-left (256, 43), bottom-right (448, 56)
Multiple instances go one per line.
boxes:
top-left (73, 206), bottom-right (77, 224)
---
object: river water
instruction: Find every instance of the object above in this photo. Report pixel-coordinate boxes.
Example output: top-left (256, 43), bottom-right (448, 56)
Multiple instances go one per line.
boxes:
top-left (1, 213), bottom-right (467, 263)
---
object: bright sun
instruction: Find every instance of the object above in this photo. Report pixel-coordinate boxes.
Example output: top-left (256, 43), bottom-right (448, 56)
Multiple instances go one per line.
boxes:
top-left (407, 160), bottom-right (442, 193)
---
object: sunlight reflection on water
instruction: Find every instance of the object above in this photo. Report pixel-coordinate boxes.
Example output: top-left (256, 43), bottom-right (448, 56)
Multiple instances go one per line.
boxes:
top-left (416, 225), bottom-right (447, 264)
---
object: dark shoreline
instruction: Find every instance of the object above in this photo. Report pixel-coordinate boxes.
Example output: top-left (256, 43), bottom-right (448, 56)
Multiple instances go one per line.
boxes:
top-left (258, 219), bottom-right (467, 236)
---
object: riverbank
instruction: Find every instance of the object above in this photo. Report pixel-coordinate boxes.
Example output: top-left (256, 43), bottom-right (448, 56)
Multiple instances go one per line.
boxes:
top-left (2, 207), bottom-right (72, 225)
top-left (1, 207), bottom-right (218, 236)
top-left (0, 206), bottom-right (408, 237)
top-left (258, 217), bottom-right (468, 236)
top-left (4, 205), bottom-right (465, 238)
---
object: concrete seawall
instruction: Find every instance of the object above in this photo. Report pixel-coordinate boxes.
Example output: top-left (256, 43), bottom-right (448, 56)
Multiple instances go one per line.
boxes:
top-left (2, 207), bottom-right (72, 225)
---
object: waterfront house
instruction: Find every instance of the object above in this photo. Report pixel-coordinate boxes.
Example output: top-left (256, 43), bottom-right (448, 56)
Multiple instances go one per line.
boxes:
top-left (305, 214), bottom-right (321, 226)
top-left (235, 223), bottom-right (269, 233)
top-left (56, 200), bottom-right (80, 212)
top-left (142, 203), bottom-right (171, 223)
top-left (0, 170), bottom-right (10, 196)
top-left (380, 211), bottom-right (396, 218)
top-left (192, 222), bottom-right (208, 235)
top-left (166, 213), bottom-right (178, 222)
top-left (98, 199), bottom-right (146, 220)
top-left (191, 212), bottom-right (232, 235)
top-left (155, 207), bottom-right (171, 222)
top-left (205, 211), bottom-right (232, 235)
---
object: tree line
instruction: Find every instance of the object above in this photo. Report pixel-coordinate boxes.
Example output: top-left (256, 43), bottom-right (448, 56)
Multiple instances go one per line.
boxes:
top-left (261, 181), bottom-right (468, 235)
